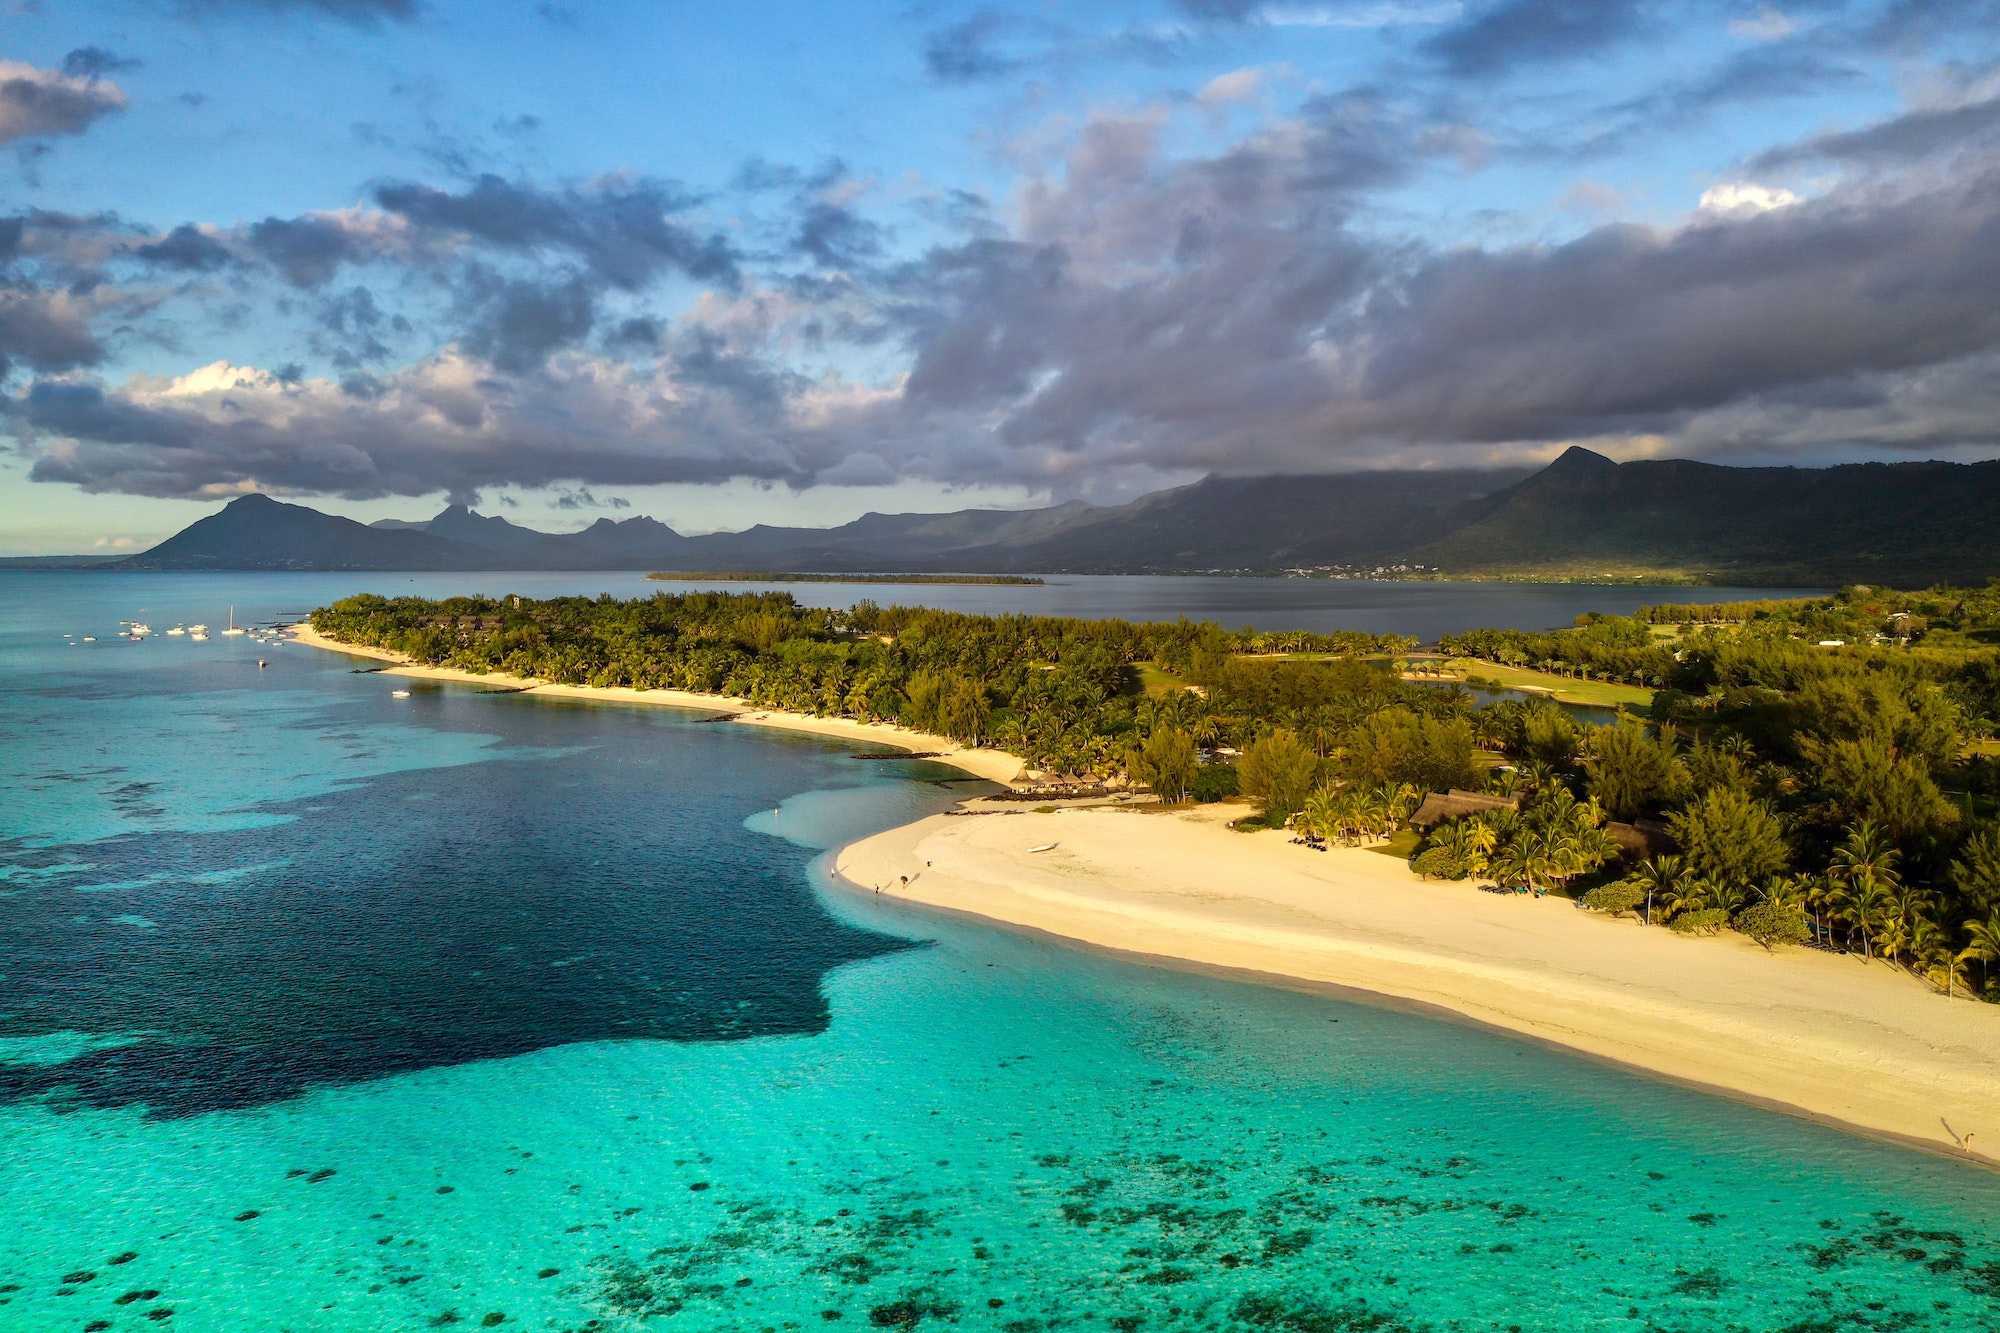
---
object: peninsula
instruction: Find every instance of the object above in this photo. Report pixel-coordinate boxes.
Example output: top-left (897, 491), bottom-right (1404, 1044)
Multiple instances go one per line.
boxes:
top-left (299, 586), bottom-right (2000, 1162)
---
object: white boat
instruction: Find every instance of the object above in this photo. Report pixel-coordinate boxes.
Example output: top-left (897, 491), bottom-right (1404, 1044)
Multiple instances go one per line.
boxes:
top-left (220, 606), bottom-right (246, 636)
top-left (82, 636), bottom-right (95, 642)
top-left (190, 632), bottom-right (209, 641)
top-left (167, 627), bottom-right (186, 636)
top-left (188, 624), bottom-right (207, 634)
top-left (1028, 843), bottom-right (1059, 853)
top-left (390, 689), bottom-right (412, 698)
top-left (129, 623), bottom-right (150, 635)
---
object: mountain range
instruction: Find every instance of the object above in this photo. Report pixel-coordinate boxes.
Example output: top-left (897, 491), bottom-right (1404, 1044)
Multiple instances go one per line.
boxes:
top-left (95, 448), bottom-right (2000, 586)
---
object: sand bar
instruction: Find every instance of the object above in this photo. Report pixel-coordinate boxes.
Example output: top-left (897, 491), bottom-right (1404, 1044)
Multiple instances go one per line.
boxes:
top-left (289, 623), bottom-right (1024, 784)
top-left (837, 802), bottom-right (2000, 1164)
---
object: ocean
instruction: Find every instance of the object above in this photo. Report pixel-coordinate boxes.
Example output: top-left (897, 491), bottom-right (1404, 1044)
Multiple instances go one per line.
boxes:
top-left (2, 572), bottom-right (1994, 1332)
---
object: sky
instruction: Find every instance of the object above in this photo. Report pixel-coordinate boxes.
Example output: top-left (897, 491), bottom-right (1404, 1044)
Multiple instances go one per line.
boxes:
top-left (1, 0), bottom-right (1998, 553)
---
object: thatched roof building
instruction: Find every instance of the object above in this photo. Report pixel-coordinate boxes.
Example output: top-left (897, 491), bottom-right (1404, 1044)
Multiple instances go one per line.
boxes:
top-left (1604, 819), bottom-right (1678, 862)
top-left (1409, 789), bottom-right (1524, 829)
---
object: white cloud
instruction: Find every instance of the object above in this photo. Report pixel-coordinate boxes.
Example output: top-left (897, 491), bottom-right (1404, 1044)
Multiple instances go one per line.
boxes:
top-left (1697, 180), bottom-right (1800, 215)
top-left (1263, 2), bottom-right (1462, 28)
top-left (1727, 7), bottom-right (1796, 41)
top-left (1196, 67), bottom-right (1267, 107)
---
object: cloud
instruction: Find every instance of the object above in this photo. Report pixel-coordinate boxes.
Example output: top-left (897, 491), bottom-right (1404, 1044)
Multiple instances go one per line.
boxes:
top-left (1196, 67), bottom-right (1268, 106)
top-left (1727, 6), bottom-right (1794, 41)
top-left (923, 9), bottom-right (1028, 83)
top-left (0, 288), bottom-right (103, 379)
top-left (1343, 152), bottom-right (2000, 445)
top-left (61, 48), bottom-right (141, 79)
top-left (1422, 0), bottom-right (1653, 77)
top-left (181, 0), bottom-right (417, 22)
top-left (371, 173), bottom-right (736, 290)
top-left (247, 214), bottom-right (372, 288)
top-left (14, 351), bottom-right (868, 501)
top-left (1696, 180), bottom-right (1798, 214)
top-left (18, 48), bottom-right (2000, 505)
top-left (0, 60), bottom-right (128, 144)
top-left (1751, 92), bottom-right (2000, 169)
top-left (134, 223), bottom-right (233, 271)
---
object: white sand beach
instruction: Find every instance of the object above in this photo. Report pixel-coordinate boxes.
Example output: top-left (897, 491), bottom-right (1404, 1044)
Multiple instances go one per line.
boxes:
top-left (288, 623), bottom-right (1025, 784)
top-left (837, 801), bottom-right (2000, 1164)
top-left (298, 622), bottom-right (2000, 1164)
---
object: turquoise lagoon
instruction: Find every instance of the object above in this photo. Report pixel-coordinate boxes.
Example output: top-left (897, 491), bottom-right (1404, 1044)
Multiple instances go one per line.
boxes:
top-left (2, 573), bottom-right (1997, 1332)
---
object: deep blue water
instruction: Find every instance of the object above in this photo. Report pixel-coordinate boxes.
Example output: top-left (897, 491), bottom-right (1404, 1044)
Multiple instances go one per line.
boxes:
top-left (1, 572), bottom-right (1996, 1333)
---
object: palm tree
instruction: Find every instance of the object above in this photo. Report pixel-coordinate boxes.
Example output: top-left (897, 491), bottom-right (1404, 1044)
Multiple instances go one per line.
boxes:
top-left (1298, 787), bottom-right (1340, 843)
top-left (1627, 855), bottom-right (1686, 926)
top-left (1960, 907), bottom-right (2000, 998)
top-left (1830, 821), bottom-right (1902, 959)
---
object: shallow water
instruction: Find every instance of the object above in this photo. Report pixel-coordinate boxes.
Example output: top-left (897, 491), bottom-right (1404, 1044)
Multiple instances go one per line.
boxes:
top-left (3, 574), bottom-right (1996, 1333)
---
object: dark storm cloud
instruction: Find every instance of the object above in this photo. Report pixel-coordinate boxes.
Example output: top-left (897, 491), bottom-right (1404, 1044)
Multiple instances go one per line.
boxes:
top-left (372, 174), bottom-right (737, 290)
top-left (134, 224), bottom-right (233, 271)
top-left (17, 350), bottom-right (822, 500)
top-left (1423, 0), bottom-right (1653, 77)
top-left (1346, 155), bottom-right (2000, 443)
top-left (0, 59), bottom-right (129, 144)
top-left (0, 286), bottom-right (103, 379)
top-left (13, 379), bottom-right (191, 449)
top-left (1752, 93), bottom-right (2000, 169)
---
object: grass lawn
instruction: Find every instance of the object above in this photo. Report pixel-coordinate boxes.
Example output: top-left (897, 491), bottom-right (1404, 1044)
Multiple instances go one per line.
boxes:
top-left (1366, 828), bottom-right (1423, 860)
top-left (1434, 658), bottom-right (1654, 710)
top-left (1134, 663), bottom-right (1194, 695)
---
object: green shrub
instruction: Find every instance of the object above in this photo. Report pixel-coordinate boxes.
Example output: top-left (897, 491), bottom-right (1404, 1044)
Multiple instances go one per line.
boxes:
top-left (1411, 846), bottom-right (1470, 880)
top-left (1732, 902), bottom-right (1812, 950)
top-left (1668, 907), bottom-right (1731, 936)
top-left (1192, 762), bottom-right (1241, 804)
top-left (1581, 881), bottom-right (1647, 916)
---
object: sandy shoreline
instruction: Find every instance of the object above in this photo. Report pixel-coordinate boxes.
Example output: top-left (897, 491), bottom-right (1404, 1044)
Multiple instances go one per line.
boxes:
top-left (296, 621), bottom-right (2000, 1163)
top-left (287, 623), bottom-right (1025, 784)
top-left (836, 802), bottom-right (2000, 1164)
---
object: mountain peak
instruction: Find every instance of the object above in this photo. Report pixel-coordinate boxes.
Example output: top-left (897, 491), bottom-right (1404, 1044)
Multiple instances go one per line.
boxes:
top-left (1544, 446), bottom-right (1617, 476)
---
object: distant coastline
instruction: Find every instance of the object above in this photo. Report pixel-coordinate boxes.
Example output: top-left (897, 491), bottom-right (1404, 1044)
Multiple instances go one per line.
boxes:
top-left (646, 571), bottom-right (1045, 585)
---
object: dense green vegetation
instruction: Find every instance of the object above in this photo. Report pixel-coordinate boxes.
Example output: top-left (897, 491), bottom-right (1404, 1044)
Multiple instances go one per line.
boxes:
top-left (310, 591), bottom-right (1418, 782)
top-left (314, 582), bottom-right (2000, 1002)
top-left (1432, 585), bottom-right (2000, 999)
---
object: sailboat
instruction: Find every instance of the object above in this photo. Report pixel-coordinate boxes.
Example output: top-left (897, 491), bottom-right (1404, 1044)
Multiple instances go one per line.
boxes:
top-left (221, 606), bottom-right (247, 637)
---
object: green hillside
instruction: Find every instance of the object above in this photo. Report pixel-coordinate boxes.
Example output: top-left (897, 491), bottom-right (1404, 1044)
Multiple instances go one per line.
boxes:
top-left (1403, 447), bottom-right (2000, 585)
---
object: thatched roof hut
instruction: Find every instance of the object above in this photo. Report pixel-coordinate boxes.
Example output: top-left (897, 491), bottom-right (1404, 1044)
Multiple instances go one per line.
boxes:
top-left (1409, 789), bottom-right (1523, 829)
top-left (1604, 819), bottom-right (1678, 862)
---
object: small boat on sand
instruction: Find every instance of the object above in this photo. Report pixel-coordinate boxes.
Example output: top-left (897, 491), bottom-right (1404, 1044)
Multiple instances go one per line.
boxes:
top-left (1028, 843), bottom-right (1059, 853)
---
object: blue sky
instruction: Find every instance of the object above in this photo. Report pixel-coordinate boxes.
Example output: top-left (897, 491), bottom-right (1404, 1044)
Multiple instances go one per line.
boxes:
top-left (2, 0), bottom-right (1997, 552)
